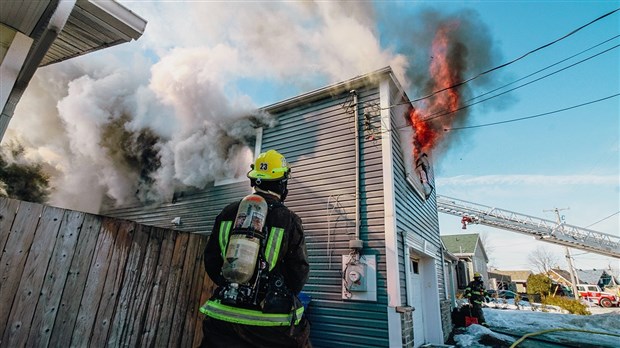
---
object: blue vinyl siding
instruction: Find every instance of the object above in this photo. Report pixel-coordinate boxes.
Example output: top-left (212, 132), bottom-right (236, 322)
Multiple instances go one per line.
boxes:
top-left (387, 79), bottom-right (444, 305)
top-left (103, 181), bottom-right (250, 233)
top-left (263, 86), bottom-right (389, 347)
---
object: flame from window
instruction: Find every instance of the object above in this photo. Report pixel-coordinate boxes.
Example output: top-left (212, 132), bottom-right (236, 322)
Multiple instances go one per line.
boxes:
top-left (408, 21), bottom-right (463, 159)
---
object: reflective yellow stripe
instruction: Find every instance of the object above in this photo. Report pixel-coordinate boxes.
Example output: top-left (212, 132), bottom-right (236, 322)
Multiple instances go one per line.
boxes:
top-left (219, 221), bottom-right (233, 259)
top-left (265, 227), bottom-right (284, 271)
top-left (200, 300), bottom-right (304, 326)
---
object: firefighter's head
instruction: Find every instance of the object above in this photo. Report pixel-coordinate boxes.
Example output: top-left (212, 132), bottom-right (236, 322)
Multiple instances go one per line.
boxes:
top-left (247, 149), bottom-right (291, 201)
top-left (474, 272), bottom-right (482, 281)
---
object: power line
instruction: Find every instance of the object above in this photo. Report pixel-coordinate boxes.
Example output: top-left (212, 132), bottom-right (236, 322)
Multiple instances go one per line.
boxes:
top-left (464, 35), bottom-right (620, 105)
top-left (584, 211), bottom-right (620, 229)
top-left (385, 7), bottom-right (620, 109)
top-left (444, 93), bottom-right (619, 131)
top-left (366, 36), bottom-right (620, 138)
top-left (421, 42), bottom-right (619, 123)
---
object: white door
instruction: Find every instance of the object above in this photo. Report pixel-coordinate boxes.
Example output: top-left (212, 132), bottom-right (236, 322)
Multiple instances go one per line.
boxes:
top-left (410, 258), bottom-right (426, 347)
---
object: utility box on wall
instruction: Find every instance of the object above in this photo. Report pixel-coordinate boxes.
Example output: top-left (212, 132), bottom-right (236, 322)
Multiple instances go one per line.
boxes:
top-left (342, 254), bottom-right (377, 301)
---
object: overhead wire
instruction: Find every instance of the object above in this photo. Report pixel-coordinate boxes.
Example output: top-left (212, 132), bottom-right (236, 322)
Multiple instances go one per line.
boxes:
top-left (462, 35), bottom-right (620, 104)
top-left (384, 7), bottom-right (620, 110)
top-left (445, 93), bottom-right (619, 131)
top-left (584, 211), bottom-right (620, 229)
top-left (362, 36), bottom-right (620, 138)
top-left (420, 41), bottom-right (620, 122)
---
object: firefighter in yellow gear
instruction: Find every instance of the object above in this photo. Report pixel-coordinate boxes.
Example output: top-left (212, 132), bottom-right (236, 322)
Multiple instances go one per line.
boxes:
top-left (464, 272), bottom-right (489, 326)
top-left (200, 150), bottom-right (311, 348)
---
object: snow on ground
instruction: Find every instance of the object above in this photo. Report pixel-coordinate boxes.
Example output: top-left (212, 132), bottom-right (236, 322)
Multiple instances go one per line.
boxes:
top-left (453, 299), bottom-right (620, 347)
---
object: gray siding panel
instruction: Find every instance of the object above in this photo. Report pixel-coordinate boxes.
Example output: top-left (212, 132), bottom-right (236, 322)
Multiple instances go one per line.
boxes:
top-left (104, 181), bottom-right (251, 233)
top-left (262, 87), bottom-right (388, 347)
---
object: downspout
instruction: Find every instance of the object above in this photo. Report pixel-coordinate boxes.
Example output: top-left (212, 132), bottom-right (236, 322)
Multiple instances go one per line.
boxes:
top-left (349, 90), bottom-right (363, 251)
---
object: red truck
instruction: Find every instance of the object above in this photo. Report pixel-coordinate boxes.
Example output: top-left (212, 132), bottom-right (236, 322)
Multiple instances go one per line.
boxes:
top-left (576, 284), bottom-right (619, 307)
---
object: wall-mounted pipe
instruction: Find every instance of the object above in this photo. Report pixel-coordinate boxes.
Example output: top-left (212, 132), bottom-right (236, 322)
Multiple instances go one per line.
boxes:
top-left (350, 90), bottom-right (363, 250)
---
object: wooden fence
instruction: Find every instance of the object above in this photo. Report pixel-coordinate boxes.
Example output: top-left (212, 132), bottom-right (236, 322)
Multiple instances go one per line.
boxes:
top-left (0, 198), bottom-right (215, 347)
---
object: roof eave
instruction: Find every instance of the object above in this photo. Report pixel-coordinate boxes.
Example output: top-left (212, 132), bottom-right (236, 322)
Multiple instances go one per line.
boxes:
top-left (77, 0), bottom-right (147, 40)
top-left (262, 66), bottom-right (394, 114)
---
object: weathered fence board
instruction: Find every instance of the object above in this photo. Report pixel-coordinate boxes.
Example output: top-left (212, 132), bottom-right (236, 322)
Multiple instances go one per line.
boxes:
top-left (0, 198), bottom-right (212, 348)
top-left (107, 223), bottom-right (150, 346)
top-left (26, 209), bottom-right (86, 347)
top-left (0, 198), bottom-right (19, 253)
top-left (49, 213), bottom-right (102, 348)
top-left (126, 227), bottom-right (163, 347)
top-left (156, 231), bottom-right (189, 347)
top-left (169, 233), bottom-right (202, 347)
top-left (186, 235), bottom-right (208, 347)
top-left (71, 218), bottom-right (121, 347)
top-left (2, 205), bottom-right (64, 347)
top-left (0, 201), bottom-right (45, 337)
top-left (90, 220), bottom-right (136, 346)
top-left (141, 228), bottom-right (176, 346)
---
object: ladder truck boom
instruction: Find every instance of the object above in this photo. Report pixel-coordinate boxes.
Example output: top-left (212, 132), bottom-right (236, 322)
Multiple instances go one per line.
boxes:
top-left (436, 195), bottom-right (620, 258)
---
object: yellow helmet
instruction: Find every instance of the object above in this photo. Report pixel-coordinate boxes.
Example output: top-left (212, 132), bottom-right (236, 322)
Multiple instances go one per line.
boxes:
top-left (474, 272), bottom-right (482, 278)
top-left (247, 149), bottom-right (290, 181)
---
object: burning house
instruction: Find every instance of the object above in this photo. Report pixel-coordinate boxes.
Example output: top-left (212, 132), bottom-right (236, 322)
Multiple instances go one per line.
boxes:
top-left (2, 4), bottom-right (496, 347)
top-left (105, 66), bottom-right (460, 347)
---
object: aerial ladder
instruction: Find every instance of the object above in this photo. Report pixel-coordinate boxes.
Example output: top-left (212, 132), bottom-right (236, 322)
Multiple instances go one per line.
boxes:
top-left (436, 195), bottom-right (620, 259)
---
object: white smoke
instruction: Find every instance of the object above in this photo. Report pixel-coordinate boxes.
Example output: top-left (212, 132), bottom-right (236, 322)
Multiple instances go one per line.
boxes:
top-left (4, 2), bottom-right (414, 212)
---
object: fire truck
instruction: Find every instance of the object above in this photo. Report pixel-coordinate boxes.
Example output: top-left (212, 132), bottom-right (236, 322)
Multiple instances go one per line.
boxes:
top-left (575, 284), bottom-right (619, 308)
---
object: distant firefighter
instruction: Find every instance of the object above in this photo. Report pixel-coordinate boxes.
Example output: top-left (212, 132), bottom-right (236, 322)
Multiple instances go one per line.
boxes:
top-left (464, 272), bottom-right (489, 326)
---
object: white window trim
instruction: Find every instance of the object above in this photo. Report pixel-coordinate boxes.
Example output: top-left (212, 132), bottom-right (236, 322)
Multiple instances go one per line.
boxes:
top-left (395, 110), bottom-right (433, 200)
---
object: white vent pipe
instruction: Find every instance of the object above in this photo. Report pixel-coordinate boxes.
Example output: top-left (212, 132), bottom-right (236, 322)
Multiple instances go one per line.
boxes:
top-left (350, 90), bottom-right (363, 250)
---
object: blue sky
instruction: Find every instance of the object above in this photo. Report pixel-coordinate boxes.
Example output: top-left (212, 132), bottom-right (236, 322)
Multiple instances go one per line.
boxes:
top-left (7, 1), bottom-right (619, 272)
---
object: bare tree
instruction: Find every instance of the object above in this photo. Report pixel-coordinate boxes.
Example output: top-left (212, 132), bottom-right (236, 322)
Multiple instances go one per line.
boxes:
top-left (528, 246), bottom-right (560, 274)
top-left (479, 231), bottom-right (495, 258)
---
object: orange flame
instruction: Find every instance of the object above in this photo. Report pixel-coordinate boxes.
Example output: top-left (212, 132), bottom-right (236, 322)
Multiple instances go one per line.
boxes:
top-left (408, 21), bottom-right (462, 158)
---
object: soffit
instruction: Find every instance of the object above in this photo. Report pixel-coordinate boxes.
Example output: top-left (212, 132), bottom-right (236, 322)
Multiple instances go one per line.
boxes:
top-left (0, 0), bottom-right (146, 67)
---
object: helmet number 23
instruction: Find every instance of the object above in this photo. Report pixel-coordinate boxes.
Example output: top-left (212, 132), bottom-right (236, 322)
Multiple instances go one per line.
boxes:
top-left (259, 163), bottom-right (268, 170)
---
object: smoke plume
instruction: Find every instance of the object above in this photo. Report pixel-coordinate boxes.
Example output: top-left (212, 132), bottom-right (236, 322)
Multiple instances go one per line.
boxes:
top-left (4, 3), bottom-right (500, 213)
top-left (401, 8), bottom-right (501, 158)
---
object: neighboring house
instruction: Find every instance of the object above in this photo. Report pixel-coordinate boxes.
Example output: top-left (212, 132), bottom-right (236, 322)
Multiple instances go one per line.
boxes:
top-left (493, 270), bottom-right (533, 293)
top-left (440, 233), bottom-right (489, 289)
top-left (105, 68), bottom-right (450, 347)
top-left (548, 268), bottom-right (579, 288)
top-left (576, 269), bottom-right (620, 288)
top-left (441, 241), bottom-right (459, 307)
top-left (487, 271), bottom-right (513, 291)
top-left (0, 1), bottom-right (147, 140)
top-left (576, 269), bottom-right (601, 285)
top-left (598, 270), bottom-right (620, 288)
top-left (550, 268), bottom-right (620, 296)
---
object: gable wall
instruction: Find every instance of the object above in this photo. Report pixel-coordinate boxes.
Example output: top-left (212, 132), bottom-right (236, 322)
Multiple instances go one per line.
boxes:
top-left (267, 85), bottom-right (389, 347)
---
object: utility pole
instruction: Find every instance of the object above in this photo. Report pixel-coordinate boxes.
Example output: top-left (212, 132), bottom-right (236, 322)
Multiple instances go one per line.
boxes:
top-left (544, 208), bottom-right (579, 300)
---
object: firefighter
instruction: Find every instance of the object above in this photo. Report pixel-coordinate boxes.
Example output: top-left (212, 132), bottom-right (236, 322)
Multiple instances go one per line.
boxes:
top-left (464, 272), bottom-right (489, 326)
top-left (200, 149), bottom-right (311, 348)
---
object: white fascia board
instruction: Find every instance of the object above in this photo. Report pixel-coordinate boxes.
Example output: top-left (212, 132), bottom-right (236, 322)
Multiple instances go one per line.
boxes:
top-left (77, 0), bottom-right (147, 40)
top-left (0, 32), bottom-right (32, 109)
top-left (49, 0), bottom-right (77, 32)
top-left (380, 75), bottom-right (402, 347)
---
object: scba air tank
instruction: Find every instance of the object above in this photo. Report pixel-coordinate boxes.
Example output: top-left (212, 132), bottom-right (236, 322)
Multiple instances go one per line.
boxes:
top-left (222, 194), bottom-right (268, 284)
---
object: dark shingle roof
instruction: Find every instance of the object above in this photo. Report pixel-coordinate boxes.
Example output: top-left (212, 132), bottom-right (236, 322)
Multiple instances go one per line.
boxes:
top-left (576, 269), bottom-right (606, 285)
